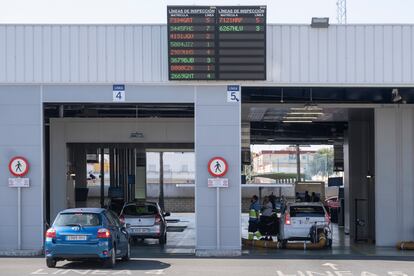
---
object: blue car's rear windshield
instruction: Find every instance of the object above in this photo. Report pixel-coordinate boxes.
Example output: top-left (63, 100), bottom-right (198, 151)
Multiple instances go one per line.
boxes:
top-left (54, 213), bottom-right (101, 227)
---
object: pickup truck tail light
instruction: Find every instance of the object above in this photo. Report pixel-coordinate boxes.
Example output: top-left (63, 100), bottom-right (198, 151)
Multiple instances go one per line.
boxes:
top-left (284, 213), bottom-right (291, 225)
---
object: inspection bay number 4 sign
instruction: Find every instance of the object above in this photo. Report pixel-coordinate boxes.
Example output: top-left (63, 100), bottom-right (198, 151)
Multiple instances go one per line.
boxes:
top-left (113, 84), bottom-right (125, 102)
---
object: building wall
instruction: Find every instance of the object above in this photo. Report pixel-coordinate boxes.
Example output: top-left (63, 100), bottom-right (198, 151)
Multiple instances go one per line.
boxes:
top-left (0, 85), bottom-right (43, 251)
top-left (1, 23), bottom-right (414, 252)
top-left (375, 107), bottom-right (414, 246)
top-left (1, 24), bottom-right (414, 85)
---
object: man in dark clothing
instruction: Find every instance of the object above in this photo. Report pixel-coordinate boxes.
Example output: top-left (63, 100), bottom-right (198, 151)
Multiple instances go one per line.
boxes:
top-left (304, 191), bottom-right (311, 202)
top-left (311, 192), bottom-right (320, 202)
top-left (268, 192), bottom-right (276, 209)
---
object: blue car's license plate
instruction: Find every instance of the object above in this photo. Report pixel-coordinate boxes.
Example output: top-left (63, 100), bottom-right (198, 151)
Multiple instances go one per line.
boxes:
top-left (66, 235), bottom-right (87, 241)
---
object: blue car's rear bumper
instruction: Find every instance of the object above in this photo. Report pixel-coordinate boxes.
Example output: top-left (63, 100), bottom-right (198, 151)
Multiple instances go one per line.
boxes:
top-left (45, 239), bottom-right (112, 260)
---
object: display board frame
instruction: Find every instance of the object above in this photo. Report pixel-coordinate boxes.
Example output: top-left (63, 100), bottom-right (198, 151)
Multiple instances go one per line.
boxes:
top-left (167, 5), bottom-right (266, 81)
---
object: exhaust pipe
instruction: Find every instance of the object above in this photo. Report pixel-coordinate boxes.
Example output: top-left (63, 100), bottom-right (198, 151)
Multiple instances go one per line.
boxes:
top-left (397, 241), bottom-right (414, 250)
top-left (242, 233), bottom-right (327, 250)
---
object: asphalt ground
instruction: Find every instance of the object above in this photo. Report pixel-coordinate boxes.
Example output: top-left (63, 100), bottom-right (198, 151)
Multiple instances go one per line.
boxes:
top-left (3, 213), bottom-right (413, 276)
top-left (1, 256), bottom-right (413, 276)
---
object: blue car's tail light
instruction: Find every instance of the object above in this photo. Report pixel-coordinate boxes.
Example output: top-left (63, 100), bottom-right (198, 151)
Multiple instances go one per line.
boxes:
top-left (46, 228), bottom-right (56, 239)
top-left (97, 228), bottom-right (111, 239)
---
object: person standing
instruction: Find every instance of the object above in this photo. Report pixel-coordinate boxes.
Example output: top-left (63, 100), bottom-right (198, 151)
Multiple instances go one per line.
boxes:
top-left (304, 191), bottom-right (311, 202)
top-left (260, 196), bottom-right (274, 240)
top-left (311, 192), bottom-right (320, 202)
top-left (248, 195), bottom-right (262, 240)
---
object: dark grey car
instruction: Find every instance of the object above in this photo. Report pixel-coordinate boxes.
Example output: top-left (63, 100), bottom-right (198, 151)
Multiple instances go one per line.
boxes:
top-left (119, 202), bottom-right (170, 245)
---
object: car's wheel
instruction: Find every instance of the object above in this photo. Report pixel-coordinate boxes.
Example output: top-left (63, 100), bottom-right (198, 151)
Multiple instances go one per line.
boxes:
top-left (104, 247), bottom-right (116, 268)
top-left (122, 241), bottom-right (131, 261)
top-left (46, 258), bottom-right (56, 268)
top-left (159, 233), bottom-right (167, 245)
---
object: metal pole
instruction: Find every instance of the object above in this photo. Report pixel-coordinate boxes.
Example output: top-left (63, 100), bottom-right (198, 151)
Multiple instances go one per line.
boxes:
top-left (296, 145), bottom-right (301, 182)
top-left (216, 187), bottom-right (220, 250)
top-left (100, 148), bottom-right (105, 208)
top-left (159, 152), bottom-right (165, 211)
top-left (17, 187), bottom-right (21, 250)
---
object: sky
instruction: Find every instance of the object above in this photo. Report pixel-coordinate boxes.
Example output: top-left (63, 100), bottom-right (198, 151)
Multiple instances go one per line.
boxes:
top-left (0, 0), bottom-right (413, 24)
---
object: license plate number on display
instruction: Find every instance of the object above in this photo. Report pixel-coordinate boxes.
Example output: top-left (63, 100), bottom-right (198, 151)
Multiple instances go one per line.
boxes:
top-left (133, 228), bottom-right (149, 233)
top-left (66, 235), bottom-right (87, 241)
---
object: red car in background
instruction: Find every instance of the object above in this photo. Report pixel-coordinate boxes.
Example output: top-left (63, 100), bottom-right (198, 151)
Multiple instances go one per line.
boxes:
top-left (324, 196), bottom-right (340, 223)
top-left (324, 196), bottom-right (340, 209)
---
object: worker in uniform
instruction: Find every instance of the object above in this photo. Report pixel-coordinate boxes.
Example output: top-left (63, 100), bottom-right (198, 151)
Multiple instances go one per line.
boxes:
top-left (248, 195), bottom-right (262, 240)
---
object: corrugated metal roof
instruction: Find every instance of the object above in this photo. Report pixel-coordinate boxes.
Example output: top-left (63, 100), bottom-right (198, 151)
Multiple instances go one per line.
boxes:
top-left (0, 24), bottom-right (413, 84)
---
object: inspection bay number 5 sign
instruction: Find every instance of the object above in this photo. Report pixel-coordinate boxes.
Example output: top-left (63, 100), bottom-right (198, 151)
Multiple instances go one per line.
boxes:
top-left (227, 85), bottom-right (240, 103)
top-left (113, 84), bottom-right (125, 102)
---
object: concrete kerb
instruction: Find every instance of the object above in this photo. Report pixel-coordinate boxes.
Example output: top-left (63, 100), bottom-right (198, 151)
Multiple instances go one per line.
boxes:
top-left (0, 249), bottom-right (43, 257)
top-left (195, 249), bottom-right (242, 257)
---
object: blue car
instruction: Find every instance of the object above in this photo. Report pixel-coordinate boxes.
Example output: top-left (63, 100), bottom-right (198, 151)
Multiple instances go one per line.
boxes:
top-left (45, 208), bottom-right (130, 268)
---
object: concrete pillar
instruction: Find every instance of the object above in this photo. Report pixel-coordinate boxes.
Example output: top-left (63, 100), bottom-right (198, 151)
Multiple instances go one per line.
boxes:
top-left (195, 86), bottom-right (241, 256)
top-left (375, 106), bottom-right (414, 246)
top-left (0, 85), bottom-right (43, 251)
top-left (49, 119), bottom-right (67, 220)
top-left (135, 151), bottom-right (146, 200)
top-left (344, 110), bottom-right (375, 242)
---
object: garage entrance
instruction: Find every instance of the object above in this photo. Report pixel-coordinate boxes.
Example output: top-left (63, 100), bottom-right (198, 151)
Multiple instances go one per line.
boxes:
top-left (44, 103), bottom-right (196, 255)
top-left (239, 86), bottom-right (396, 252)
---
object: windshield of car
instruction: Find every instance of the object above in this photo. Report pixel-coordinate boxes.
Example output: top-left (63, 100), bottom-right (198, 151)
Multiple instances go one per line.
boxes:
top-left (54, 213), bottom-right (101, 227)
top-left (123, 204), bottom-right (158, 216)
top-left (289, 206), bottom-right (325, 217)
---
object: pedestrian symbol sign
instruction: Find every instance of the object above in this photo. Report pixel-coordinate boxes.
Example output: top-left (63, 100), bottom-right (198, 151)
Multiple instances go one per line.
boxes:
top-left (9, 156), bottom-right (29, 177)
top-left (208, 157), bottom-right (228, 177)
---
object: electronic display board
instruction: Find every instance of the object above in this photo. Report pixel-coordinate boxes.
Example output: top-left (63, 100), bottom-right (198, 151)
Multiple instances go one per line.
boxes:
top-left (167, 6), bottom-right (266, 80)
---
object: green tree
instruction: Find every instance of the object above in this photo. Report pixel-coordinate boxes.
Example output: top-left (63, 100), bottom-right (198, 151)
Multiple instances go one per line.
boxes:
top-left (307, 148), bottom-right (334, 178)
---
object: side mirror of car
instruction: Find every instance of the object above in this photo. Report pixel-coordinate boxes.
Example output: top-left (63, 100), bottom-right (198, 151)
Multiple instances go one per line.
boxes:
top-left (163, 212), bottom-right (171, 217)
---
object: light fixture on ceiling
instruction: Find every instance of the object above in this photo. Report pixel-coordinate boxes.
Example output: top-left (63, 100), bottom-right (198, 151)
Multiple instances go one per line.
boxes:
top-left (283, 104), bottom-right (324, 123)
top-left (287, 112), bottom-right (324, 116)
top-left (130, 132), bottom-right (144, 139)
top-left (311, 17), bottom-right (329, 28)
top-left (282, 120), bottom-right (313, 123)
top-left (283, 116), bottom-right (319, 120)
top-left (290, 105), bottom-right (323, 112)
